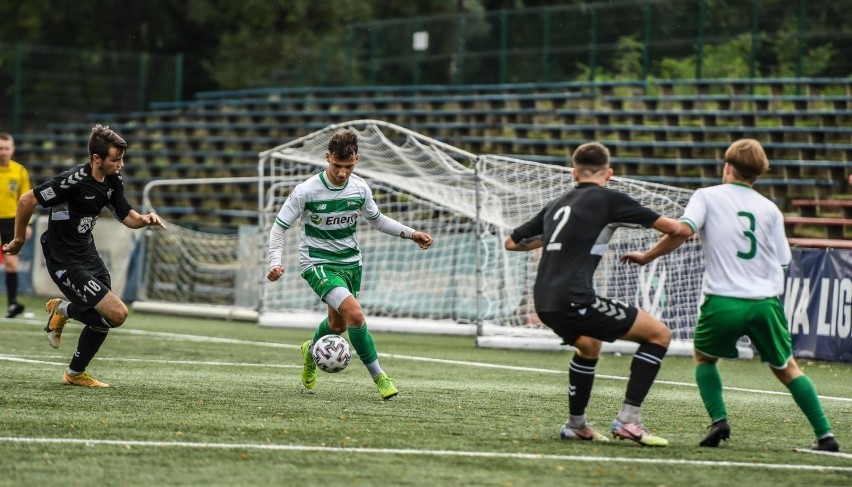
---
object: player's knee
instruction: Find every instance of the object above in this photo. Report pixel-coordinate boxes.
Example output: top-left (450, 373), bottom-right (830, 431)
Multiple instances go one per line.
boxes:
top-left (574, 336), bottom-right (602, 358)
top-left (343, 309), bottom-right (366, 327)
top-left (772, 358), bottom-right (803, 385)
top-left (693, 350), bottom-right (716, 365)
top-left (327, 318), bottom-right (347, 334)
top-left (659, 325), bottom-right (672, 346)
top-left (104, 305), bottom-right (128, 327)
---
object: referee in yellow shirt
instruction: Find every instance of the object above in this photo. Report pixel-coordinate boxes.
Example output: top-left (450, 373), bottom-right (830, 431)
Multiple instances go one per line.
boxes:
top-left (0, 133), bottom-right (31, 318)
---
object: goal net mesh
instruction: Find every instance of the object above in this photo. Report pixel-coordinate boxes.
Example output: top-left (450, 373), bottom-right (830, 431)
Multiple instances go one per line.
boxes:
top-left (258, 120), bottom-right (705, 342)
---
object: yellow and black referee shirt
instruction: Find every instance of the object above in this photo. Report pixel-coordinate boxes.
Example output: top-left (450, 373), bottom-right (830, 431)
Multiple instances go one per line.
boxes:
top-left (0, 160), bottom-right (31, 219)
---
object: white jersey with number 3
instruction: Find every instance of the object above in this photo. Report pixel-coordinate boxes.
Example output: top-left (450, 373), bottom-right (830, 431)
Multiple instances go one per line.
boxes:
top-left (681, 182), bottom-right (791, 299)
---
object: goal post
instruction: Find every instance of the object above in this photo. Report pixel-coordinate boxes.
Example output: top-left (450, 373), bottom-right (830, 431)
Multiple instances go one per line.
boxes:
top-left (135, 120), bottom-right (749, 358)
top-left (254, 120), bottom-right (742, 356)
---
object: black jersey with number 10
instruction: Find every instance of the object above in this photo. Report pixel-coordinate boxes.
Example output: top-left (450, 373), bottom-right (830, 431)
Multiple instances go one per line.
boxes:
top-left (510, 182), bottom-right (660, 311)
top-left (32, 163), bottom-right (133, 264)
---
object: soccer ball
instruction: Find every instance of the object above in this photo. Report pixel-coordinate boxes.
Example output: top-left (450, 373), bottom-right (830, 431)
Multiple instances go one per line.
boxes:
top-left (311, 335), bottom-right (352, 373)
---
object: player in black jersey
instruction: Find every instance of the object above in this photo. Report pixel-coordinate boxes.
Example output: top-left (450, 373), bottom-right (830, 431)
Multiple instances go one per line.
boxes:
top-left (2, 124), bottom-right (165, 388)
top-left (505, 142), bottom-right (682, 447)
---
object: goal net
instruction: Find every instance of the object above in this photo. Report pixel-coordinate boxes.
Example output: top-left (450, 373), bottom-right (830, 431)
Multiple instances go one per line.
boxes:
top-left (257, 120), bottom-right (721, 355)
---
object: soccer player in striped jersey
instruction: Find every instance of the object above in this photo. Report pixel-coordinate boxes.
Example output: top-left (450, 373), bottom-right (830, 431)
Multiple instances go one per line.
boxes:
top-left (266, 129), bottom-right (433, 400)
top-left (506, 142), bottom-right (682, 447)
top-left (622, 139), bottom-right (839, 452)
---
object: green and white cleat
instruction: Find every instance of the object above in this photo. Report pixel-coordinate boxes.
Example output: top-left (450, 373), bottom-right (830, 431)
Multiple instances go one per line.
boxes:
top-left (373, 373), bottom-right (398, 400)
top-left (300, 340), bottom-right (317, 389)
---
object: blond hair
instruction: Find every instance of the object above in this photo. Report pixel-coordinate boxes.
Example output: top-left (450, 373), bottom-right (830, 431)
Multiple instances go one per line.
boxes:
top-left (724, 139), bottom-right (768, 182)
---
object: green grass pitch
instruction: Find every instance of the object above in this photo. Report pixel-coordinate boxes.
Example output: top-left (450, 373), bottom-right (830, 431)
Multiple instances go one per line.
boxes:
top-left (1, 295), bottom-right (850, 486)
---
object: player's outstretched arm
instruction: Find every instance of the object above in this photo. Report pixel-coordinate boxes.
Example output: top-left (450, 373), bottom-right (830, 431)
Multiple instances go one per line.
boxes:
top-left (267, 222), bottom-right (288, 281)
top-left (2, 191), bottom-right (37, 255)
top-left (621, 218), bottom-right (693, 266)
top-left (504, 235), bottom-right (543, 252)
top-left (123, 209), bottom-right (167, 229)
top-left (411, 230), bottom-right (433, 250)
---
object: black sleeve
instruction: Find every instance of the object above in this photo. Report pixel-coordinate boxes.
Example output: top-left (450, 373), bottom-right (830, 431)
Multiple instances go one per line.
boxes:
top-left (510, 206), bottom-right (546, 243)
top-left (108, 174), bottom-right (133, 222)
top-left (609, 191), bottom-right (660, 228)
top-left (32, 166), bottom-right (81, 207)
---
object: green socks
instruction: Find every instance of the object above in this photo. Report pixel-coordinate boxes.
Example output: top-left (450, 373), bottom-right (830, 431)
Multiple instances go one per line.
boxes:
top-left (695, 363), bottom-right (727, 422)
top-left (347, 323), bottom-right (378, 364)
top-left (787, 375), bottom-right (833, 438)
top-left (696, 365), bottom-right (833, 439)
top-left (311, 318), bottom-right (332, 344)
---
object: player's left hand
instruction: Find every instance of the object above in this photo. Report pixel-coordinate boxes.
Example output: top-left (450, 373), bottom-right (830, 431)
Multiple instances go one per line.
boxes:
top-left (2, 238), bottom-right (24, 255)
top-left (620, 251), bottom-right (649, 266)
top-left (143, 212), bottom-right (166, 229)
top-left (411, 231), bottom-right (433, 250)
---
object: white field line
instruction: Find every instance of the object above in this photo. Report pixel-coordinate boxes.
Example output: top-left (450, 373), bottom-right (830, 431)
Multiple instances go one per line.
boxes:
top-left (3, 323), bottom-right (851, 403)
top-left (0, 436), bottom-right (850, 471)
top-left (792, 448), bottom-right (852, 459)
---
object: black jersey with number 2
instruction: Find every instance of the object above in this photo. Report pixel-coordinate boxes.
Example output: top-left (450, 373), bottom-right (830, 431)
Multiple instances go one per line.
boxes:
top-left (32, 163), bottom-right (133, 264)
top-left (511, 182), bottom-right (660, 311)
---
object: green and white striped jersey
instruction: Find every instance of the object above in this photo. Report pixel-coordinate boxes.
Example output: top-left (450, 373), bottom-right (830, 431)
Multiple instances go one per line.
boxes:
top-left (274, 171), bottom-right (381, 270)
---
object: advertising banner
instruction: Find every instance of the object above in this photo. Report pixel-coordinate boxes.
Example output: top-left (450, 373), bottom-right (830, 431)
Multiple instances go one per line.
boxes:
top-left (785, 248), bottom-right (852, 363)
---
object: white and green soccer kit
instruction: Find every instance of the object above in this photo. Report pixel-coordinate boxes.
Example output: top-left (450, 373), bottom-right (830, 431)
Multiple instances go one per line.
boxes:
top-left (682, 182), bottom-right (794, 365)
top-left (269, 171), bottom-right (413, 300)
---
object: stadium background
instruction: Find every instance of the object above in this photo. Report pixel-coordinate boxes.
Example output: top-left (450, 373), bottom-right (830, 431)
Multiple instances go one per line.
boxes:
top-left (0, 0), bottom-right (849, 360)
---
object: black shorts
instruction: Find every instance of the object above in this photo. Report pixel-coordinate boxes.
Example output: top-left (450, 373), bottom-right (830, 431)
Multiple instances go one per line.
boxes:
top-left (41, 233), bottom-right (111, 307)
top-left (0, 218), bottom-right (14, 245)
top-left (537, 296), bottom-right (638, 345)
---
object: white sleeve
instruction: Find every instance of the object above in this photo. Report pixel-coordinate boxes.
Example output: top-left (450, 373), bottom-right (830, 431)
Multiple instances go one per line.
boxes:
top-left (770, 207), bottom-right (792, 268)
top-left (680, 190), bottom-right (707, 234)
top-left (361, 184), bottom-right (415, 239)
top-left (267, 185), bottom-right (305, 268)
top-left (267, 223), bottom-right (287, 268)
top-left (367, 213), bottom-right (415, 239)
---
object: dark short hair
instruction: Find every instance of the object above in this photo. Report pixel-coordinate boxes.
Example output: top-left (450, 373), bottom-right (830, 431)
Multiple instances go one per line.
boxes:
top-left (572, 141), bottom-right (610, 167)
top-left (0, 133), bottom-right (14, 144)
top-left (88, 124), bottom-right (127, 161)
top-left (328, 129), bottom-right (358, 160)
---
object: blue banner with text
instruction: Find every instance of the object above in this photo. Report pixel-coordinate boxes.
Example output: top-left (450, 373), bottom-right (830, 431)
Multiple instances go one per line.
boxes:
top-left (784, 248), bottom-right (852, 363)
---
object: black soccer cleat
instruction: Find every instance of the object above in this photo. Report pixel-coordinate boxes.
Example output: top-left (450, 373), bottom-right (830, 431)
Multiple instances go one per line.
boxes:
top-left (699, 419), bottom-right (731, 447)
top-left (812, 436), bottom-right (840, 452)
top-left (5, 302), bottom-right (24, 319)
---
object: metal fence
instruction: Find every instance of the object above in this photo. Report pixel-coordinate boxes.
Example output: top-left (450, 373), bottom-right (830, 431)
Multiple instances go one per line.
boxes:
top-left (283, 0), bottom-right (851, 88)
top-left (0, 43), bottom-right (182, 134)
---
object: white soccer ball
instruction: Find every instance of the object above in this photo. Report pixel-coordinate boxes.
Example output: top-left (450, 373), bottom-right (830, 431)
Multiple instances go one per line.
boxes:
top-left (311, 335), bottom-right (352, 373)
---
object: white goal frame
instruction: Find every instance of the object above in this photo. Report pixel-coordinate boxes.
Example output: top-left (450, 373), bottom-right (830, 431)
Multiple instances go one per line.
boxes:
top-left (254, 120), bottom-right (749, 357)
top-left (135, 120), bottom-right (751, 358)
